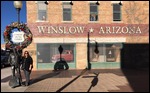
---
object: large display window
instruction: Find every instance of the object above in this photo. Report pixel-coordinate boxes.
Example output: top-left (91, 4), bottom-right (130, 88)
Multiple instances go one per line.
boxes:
top-left (90, 43), bottom-right (121, 62)
top-left (37, 43), bottom-right (75, 63)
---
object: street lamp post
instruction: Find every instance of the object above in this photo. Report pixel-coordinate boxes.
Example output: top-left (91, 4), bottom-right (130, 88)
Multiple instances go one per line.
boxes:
top-left (87, 32), bottom-right (91, 70)
top-left (8, 2), bottom-right (23, 88)
top-left (14, 1), bottom-right (22, 23)
top-left (13, 1), bottom-right (23, 47)
top-left (87, 32), bottom-right (99, 70)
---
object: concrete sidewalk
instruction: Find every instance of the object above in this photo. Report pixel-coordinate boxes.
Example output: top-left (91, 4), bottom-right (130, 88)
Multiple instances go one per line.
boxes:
top-left (1, 68), bottom-right (149, 92)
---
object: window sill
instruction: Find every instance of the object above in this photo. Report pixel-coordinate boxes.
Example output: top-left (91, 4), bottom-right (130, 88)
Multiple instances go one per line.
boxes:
top-left (112, 21), bottom-right (123, 23)
top-left (36, 20), bottom-right (49, 22)
top-left (61, 21), bottom-right (74, 23)
top-left (88, 21), bottom-right (99, 23)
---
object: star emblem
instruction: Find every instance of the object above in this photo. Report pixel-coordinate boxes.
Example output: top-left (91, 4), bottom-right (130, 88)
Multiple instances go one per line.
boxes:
top-left (89, 28), bottom-right (94, 33)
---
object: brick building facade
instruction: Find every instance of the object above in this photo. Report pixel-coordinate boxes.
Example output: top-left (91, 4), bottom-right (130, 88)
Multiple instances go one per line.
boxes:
top-left (25, 1), bottom-right (149, 70)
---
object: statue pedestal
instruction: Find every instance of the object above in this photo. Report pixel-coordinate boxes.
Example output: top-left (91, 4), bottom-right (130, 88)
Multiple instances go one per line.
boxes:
top-left (9, 76), bottom-right (20, 88)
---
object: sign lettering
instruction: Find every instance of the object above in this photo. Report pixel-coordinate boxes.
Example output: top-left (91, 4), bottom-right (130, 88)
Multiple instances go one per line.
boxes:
top-left (29, 24), bottom-right (148, 37)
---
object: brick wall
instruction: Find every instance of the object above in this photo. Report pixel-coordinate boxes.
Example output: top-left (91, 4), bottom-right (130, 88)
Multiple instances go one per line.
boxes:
top-left (26, 1), bottom-right (149, 43)
top-left (27, 1), bottom-right (149, 24)
top-left (26, 1), bottom-right (149, 70)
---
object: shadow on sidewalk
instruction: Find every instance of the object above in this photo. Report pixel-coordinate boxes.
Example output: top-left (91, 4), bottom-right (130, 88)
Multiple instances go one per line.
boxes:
top-left (105, 68), bottom-right (149, 92)
top-left (1, 76), bottom-right (12, 83)
top-left (56, 68), bottom-right (87, 92)
top-left (81, 68), bottom-right (149, 92)
top-left (82, 72), bottom-right (100, 92)
top-left (29, 69), bottom-right (87, 86)
top-left (30, 71), bottom-right (60, 85)
top-left (121, 68), bottom-right (149, 92)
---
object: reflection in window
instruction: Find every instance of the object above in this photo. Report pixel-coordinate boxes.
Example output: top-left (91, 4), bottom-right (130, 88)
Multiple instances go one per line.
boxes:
top-left (37, 1), bottom-right (47, 21)
top-left (90, 3), bottom-right (98, 21)
top-left (106, 44), bottom-right (116, 62)
top-left (90, 44), bottom-right (103, 62)
top-left (37, 44), bottom-right (75, 63)
top-left (90, 44), bottom-right (121, 62)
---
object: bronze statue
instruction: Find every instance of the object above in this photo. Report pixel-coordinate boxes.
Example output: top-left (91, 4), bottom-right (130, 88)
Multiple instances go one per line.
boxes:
top-left (8, 48), bottom-right (22, 88)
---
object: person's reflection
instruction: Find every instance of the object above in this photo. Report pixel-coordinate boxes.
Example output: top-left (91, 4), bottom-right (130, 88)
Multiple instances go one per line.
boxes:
top-left (54, 58), bottom-right (69, 71)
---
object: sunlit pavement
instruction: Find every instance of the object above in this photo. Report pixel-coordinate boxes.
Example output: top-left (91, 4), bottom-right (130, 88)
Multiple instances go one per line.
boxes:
top-left (1, 68), bottom-right (149, 92)
top-left (1, 67), bottom-right (28, 92)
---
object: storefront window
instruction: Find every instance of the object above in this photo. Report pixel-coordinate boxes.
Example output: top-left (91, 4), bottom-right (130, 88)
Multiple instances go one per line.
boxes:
top-left (90, 44), bottom-right (121, 62)
top-left (37, 44), bottom-right (75, 63)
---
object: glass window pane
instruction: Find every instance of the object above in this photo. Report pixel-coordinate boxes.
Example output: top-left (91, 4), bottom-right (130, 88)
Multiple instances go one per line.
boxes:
top-left (90, 44), bottom-right (104, 62)
top-left (113, 13), bottom-right (121, 21)
top-left (90, 14), bottom-right (98, 21)
top-left (37, 44), bottom-right (75, 63)
top-left (37, 44), bottom-right (50, 63)
top-left (63, 12), bottom-right (71, 21)
top-left (90, 6), bottom-right (97, 12)
top-left (63, 3), bottom-right (72, 21)
top-left (38, 2), bottom-right (47, 20)
top-left (63, 4), bottom-right (71, 8)
top-left (38, 11), bottom-right (46, 20)
top-left (113, 4), bottom-right (120, 11)
top-left (38, 3), bottom-right (46, 10)
top-left (90, 44), bottom-right (120, 62)
top-left (106, 48), bottom-right (116, 62)
top-left (90, 3), bottom-right (98, 21)
top-left (106, 44), bottom-right (116, 62)
top-left (63, 8), bottom-right (71, 12)
top-left (113, 4), bottom-right (121, 21)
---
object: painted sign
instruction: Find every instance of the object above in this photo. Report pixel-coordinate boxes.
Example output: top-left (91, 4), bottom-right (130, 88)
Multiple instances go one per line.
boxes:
top-left (28, 23), bottom-right (149, 37)
top-left (12, 32), bottom-right (25, 43)
top-left (37, 26), bottom-right (142, 34)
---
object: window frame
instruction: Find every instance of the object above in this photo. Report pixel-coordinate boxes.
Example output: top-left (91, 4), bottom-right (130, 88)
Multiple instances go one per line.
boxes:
top-left (90, 43), bottom-right (122, 62)
top-left (112, 3), bottom-right (122, 21)
top-left (62, 2), bottom-right (72, 21)
top-left (37, 1), bottom-right (47, 21)
top-left (89, 2), bottom-right (99, 21)
top-left (36, 43), bottom-right (75, 63)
